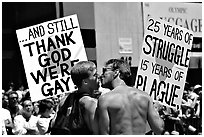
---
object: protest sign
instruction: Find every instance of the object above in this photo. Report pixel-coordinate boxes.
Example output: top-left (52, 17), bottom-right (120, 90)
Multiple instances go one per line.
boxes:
top-left (143, 2), bottom-right (202, 37)
top-left (135, 17), bottom-right (193, 109)
top-left (16, 14), bottom-right (87, 102)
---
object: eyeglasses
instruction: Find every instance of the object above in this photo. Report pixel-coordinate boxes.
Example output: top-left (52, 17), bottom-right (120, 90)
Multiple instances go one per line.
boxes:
top-left (102, 67), bottom-right (113, 74)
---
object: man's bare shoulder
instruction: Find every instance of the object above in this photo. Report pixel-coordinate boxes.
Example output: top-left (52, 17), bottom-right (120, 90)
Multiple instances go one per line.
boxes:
top-left (98, 86), bottom-right (151, 106)
top-left (112, 86), bottom-right (150, 98)
top-left (129, 87), bottom-right (151, 98)
top-left (97, 92), bottom-right (114, 108)
top-left (128, 87), bottom-right (152, 105)
top-left (79, 96), bottom-right (97, 110)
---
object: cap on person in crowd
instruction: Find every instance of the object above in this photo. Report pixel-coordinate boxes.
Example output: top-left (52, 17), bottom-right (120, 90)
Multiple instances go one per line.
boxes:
top-left (194, 85), bottom-right (202, 90)
top-left (194, 85), bottom-right (202, 94)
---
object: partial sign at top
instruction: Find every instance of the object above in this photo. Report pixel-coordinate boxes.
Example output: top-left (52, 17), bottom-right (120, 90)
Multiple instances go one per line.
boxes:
top-left (135, 17), bottom-right (193, 109)
top-left (16, 14), bottom-right (87, 102)
top-left (143, 2), bottom-right (202, 37)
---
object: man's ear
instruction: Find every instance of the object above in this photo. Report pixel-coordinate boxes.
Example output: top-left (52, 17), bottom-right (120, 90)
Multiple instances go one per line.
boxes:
top-left (82, 79), bottom-right (88, 85)
top-left (114, 69), bottom-right (120, 79)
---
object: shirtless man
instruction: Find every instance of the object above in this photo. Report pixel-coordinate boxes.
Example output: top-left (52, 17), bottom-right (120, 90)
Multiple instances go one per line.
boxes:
top-left (97, 59), bottom-right (164, 135)
top-left (51, 61), bottom-right (99, 135)
top-left (70, 61), bottom-right (100, 134)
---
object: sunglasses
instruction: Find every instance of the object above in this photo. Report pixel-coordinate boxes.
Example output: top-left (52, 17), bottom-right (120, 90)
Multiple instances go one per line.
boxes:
top-left (102, 67), bottom-right (113, 74)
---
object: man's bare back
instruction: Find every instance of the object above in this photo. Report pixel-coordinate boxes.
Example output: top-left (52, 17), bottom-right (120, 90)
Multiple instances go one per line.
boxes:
top-left (97, 85), bottom-right (164, 135)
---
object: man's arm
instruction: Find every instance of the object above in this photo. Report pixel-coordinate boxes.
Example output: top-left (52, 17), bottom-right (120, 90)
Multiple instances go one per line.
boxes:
top-left (147, 96), bottom-right (164, 135)
top-left (79, 96), bottom-right (98, 134)
top-left (97, 95), bottom-right (110, 135)
top-left (191, 95), bottom-right (198, 108)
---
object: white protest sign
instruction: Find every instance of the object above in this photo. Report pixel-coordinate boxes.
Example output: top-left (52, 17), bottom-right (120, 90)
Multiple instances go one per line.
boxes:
top-left (143, 2), bottom-right (202, 37)
top-left (16, 14), bottom-right (87, 102)
top-left (135, 17), bottom-right (193, 109)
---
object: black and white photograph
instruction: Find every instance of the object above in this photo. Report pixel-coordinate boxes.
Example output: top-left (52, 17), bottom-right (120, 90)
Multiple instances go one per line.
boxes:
top-left (1, 1), bottom-right (202, 135)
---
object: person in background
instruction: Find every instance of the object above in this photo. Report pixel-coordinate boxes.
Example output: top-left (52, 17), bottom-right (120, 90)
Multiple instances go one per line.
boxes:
top-left (188, 86), bottom-right (199, 109)
top-left (37, 99), bottom-right (55, 135)
top-left (23, 89), bottom-right (31, 101)
top-left (193, 85), bottom-right (202, 95)
top-left (12, 99), bottom-right (39, 135)
top-left (97, 59), bottom-right (164, 135)
top-left (52, 96), bottom-right (60, 112)
top-left (6, 82), bottom-right (15, 94)
top-left (16, 84), bottom-right (25, 103)
top-left (7, 91), bottom-right (23, 121)
top-left (33, 101), bottom-right (40, 116)
top-left (180, 87), bottom-right (200, 134)
top-left (1, 108), bottom-right (13, 135)
top-left (192, 85), bottom-right (202, 134)
top-left (2, 93), bottom-right (9, 109)
top-left (193, 85), bottom-right (202, 118)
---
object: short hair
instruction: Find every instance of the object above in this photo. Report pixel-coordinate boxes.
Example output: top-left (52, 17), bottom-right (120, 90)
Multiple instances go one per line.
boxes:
top-left (71, 61), bottom-right (96, 88)
top-left (105, 59), bottom-right (132, 86)
top-left (22, 99), bottom-right (32, 107)
top-left (8, 91), bottom-right (18, 99)
top-left (2, 93), bottom-right (8, 99)
top-left (38, 99), bottom-right (54, 114)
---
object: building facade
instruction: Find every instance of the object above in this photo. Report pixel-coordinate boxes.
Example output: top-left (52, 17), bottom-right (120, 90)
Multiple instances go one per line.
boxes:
top-left (2, 2), bottom-right (202, 90)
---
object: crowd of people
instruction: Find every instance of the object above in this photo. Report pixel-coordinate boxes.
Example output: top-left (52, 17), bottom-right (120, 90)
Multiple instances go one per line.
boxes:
top-left (2, 82), bottom-right (64, 135)
top-left (1, 59), bottom-right (202, 135)
top-left (151, 82), bottom-right (202, 135)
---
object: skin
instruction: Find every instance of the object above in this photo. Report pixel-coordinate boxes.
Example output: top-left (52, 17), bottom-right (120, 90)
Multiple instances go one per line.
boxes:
top-left (22, 100), bottom-right (34, 121)
top-left (9, 93), bottom-right (19, 107)
top-left (8, 93), bottom-right (22, 119)
top-left (41, 107), bottom-right (54, 118)
top-left (37, 104), bottom-right (54, 134)
top-left (51, 63), bottom-right (100, 134)
top-left (79, 96), bottom-right (98, 134)
top-left (97, 63), bottom-right (164, 135)
top-left (78, 66), bottom-right (100, 134)
top-left (20, 100), bottom-right (38, 134)
top-left (2, 94), bottom-right (9, 108)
